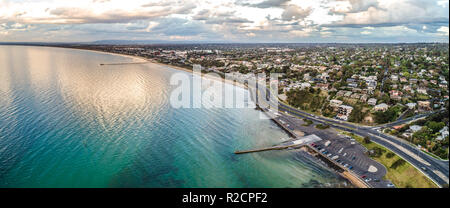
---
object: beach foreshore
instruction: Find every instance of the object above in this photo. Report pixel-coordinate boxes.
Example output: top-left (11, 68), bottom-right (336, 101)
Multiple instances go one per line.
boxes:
top-left (73, 48), bottom-right (249, 90)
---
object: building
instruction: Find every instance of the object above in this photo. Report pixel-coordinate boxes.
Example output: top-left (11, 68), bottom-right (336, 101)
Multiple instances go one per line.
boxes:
top-left (330, 99), bottom-right (343, 108)
top-left (368, 98), bottom-right (377, 106)
top-left (337, 105), bottom-right (353, 121)
top-left (374, 103), bottom-right (389, 112)
top-left (406, 103), bottom-right (417, 109)
top-left (389, 90), bottom-right (403, 101)
top-left (410, 125), bottom-right (423, 133)
top-left (437, 127), bottom-right (449, 141)
top-left (418, 101), bottom-right (431, 111)
top-left (417, 87), bottom-right (428, 95)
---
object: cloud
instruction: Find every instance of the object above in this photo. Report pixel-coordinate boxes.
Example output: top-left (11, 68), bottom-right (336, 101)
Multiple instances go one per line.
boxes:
top-left (327, 0), bottom-right (449, 27)
top-left (0, 0), bottom-right (447, 42)
top-left (0, 0), bottom-right (196, 24)
top-left (281, 5), bottom-right (312, 21)
top-left (437, 26), bottom-right (449, 36)
top-left (193, 9), bottom-right (253, 24)
top-left (240, 0), bottom-right (291, 8)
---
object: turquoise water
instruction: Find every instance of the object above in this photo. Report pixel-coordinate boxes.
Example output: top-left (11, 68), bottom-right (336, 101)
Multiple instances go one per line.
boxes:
top-left (0, 46), bottom-right (345, 187)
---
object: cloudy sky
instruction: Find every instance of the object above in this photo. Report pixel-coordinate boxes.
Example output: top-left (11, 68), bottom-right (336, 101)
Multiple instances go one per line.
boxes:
top-left (0, 0), bottom-right (448, 43)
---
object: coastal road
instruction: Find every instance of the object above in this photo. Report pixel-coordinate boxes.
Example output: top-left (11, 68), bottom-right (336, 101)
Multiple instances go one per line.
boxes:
top-left (252, 82), bottom-right (449, 187)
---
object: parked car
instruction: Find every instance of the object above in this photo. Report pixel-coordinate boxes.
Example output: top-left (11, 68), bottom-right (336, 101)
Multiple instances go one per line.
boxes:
top-left (361, 175), bottom-right (367, 179)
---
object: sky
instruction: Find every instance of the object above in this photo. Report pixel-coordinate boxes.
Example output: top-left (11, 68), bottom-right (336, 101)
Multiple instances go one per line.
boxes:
top-left (0, 0), bottom-right (448, 43)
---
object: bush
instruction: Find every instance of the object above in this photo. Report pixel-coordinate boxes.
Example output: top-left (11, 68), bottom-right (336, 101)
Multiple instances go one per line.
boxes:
top-left (369, 147), bottom-right (386, 158)
top-left (386, 152), bottom-right (395, 158)
top-left (390, 159), bottom-right (406, 169)
top-left (302, 119), bottom-right (313, 126)
top-left (315, 124), bottom-right (330, 129)
top-left (363, 136), bottom-right (371, 144)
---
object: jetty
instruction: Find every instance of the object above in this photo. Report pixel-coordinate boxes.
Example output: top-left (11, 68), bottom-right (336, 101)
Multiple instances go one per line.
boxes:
top-left (99, 62), bottom-right (148, 66)
top-left (234, 134), bottom-right (322, 154)
top-left (234, 134), bottom-right (371, 188)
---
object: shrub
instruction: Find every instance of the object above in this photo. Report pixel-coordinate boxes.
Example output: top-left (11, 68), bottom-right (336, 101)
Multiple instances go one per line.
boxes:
top-left (315, 124), bottom-right (330, 129)
top-left (386, 152), bottom-right (395, 158)
top-left (369, 147), bottom-right (385, 158)
top-left (363, 136), bottom-right (371, 144)
top-left (390, 159), bottom-right (406, 169)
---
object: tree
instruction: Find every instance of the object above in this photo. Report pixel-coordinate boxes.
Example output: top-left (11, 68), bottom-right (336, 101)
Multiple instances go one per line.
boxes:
top-left (363, 136), bottom-right (371, 144)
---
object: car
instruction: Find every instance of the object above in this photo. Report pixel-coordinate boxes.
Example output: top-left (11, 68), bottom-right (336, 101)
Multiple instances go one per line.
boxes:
top-left (361, 175), bottom-right (367, 179)
top-left (352, 156), bottom-right (356, 160)
top-left (327, 154), bottom-right (332, 157)
top-left (336, 159), bottom-right (341, 163)
top-left (365, 178), bottom-right (372, 182)
top-left (348, 166), bottom-right (353, 170)
top-left (387, 183), bottom-right (395, 188)
top-left (374, 179), bottom-right (380, 182)
top-left (343, 164), bottom-right (349, 168)
top-left (421, 167), bottom-right (427, 171)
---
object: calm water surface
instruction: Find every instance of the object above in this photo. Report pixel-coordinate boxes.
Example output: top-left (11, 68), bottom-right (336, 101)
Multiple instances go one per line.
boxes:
top-left (0, 46), bottom-right (346, 187)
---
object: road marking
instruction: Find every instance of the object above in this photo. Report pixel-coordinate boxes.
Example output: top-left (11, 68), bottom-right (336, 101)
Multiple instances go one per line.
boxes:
top-left (433, 170), bottom-right (449, 184)
top-left (368, 165), bottom-right (378, 173)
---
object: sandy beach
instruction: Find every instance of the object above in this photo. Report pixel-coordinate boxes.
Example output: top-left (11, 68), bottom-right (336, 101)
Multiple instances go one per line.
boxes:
top-left (75, 48), bottom-right (249, 90)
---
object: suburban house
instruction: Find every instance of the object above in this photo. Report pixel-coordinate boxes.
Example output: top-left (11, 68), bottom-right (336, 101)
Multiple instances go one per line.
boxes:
top-left (330, 99), bottom-right (343, 108)
top-left (374, 103), bottom-right (389, 112)
top-left (368, 98), bottom-right (377, 106)
top-left (336, 105), bottom-right (353, 121)
top-left (418, 101), bottom-right (431, 111)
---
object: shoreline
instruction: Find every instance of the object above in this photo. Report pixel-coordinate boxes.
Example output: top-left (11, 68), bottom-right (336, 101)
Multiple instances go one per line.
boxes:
top-left (70, 47), bottom-right (249, 91)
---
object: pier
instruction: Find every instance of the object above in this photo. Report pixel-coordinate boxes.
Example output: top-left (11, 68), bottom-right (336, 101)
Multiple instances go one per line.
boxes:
top-left (235, 144), bottom-right (303, 154)
top-left (99, 62), bottom-right (148, 66)
top-left (234, 134), bottom-right (371, 188)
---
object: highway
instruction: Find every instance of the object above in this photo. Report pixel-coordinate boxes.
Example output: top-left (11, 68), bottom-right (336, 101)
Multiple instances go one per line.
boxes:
top-left (252, 82), bottom-right (449, 187)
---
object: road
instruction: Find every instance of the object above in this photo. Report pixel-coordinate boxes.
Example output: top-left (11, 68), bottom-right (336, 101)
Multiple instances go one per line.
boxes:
top-left (252, 82), bottom-right (449, 187)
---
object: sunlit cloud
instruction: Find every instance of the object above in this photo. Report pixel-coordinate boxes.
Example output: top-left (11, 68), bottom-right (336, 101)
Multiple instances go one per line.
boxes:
top-left (0, 0), bottom-right (448, 42)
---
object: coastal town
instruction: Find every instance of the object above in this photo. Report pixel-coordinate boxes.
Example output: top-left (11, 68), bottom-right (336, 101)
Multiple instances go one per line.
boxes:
top-left (71, 43), bottom-right (449, 161)
top-left (48, 43), bottom-right (447, 189)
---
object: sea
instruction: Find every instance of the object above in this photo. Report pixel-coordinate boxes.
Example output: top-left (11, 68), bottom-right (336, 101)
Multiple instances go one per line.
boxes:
top-left (0, 45), bottom-right (346, 187)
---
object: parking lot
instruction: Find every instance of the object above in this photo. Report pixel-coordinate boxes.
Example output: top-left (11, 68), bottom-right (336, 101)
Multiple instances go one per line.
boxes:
top-left (271, 112), bottom-right (394, 188)
top-left (310, 134), bottom-right (393, 188)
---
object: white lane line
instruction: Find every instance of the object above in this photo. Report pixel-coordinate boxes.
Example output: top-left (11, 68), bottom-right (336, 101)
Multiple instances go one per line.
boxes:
top-left (433, 170), bottom-right (449, 184)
